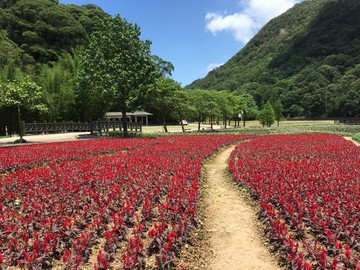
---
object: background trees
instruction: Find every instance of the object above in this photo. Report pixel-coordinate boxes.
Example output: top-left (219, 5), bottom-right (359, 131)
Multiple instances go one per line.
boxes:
top-left (145, 77), bottom-right (181, 133)
top-left (0, 0), bottom-right (109, 135)
top-left (183, 89), bottom-right (259, 131)
top-left (188, 90), bottom-right (217, 131)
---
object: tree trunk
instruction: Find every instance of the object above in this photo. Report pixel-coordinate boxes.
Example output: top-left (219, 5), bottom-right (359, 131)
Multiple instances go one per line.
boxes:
top-left (180, 122), bottom-right (185, 132)
top-left (121, 109), bottom-right (128, 138)
top-left (210, 116), bottom-right (213, 130)
top-left (163, 122), bottom-right (168, 133)
top-left (175, 106), bottom-right (186, 133)
top-left (197, 111), bottom-right (201, 131)
top-left (17, 106), bottom-right (24, 142)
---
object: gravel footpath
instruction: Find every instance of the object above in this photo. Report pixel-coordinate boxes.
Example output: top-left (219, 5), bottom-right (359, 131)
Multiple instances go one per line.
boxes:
top-left (0, 132), bottom-right (90, 147)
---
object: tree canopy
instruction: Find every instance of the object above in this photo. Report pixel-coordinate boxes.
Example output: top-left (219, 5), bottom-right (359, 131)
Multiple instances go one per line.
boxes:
top-left (0, 78), bottom-right (47, 141)
top-left (145, 77), bottom-right (181, 132)
top-left (259, 101), bottom-right (276, 127)
top-left (78, 15), bottom-right (167, 137)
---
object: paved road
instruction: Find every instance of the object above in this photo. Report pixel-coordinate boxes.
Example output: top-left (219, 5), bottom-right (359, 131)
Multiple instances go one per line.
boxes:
top-left (0, 123), bottom-right (221, 147)
top-left (0, 132), bottom-right (90, 147)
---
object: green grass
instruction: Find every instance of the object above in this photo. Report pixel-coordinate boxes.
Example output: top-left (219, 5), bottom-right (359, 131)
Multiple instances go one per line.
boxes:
top-left (226, 120), bottom-right (360, 136)
top-left (269, 124), bottom-right (360, 136)
top-left (107, 120), bottom-right (360, 138)
top-left (108, 131), bottom-right (163, 138)
top-left (353, 133), bottom-right (360, 142)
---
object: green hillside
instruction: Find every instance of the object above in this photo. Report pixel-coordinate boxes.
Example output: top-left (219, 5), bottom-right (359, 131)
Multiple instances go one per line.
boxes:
top-left (187, 0), bottom-right (360, 118)
top-left (0, 0), bottom-right (108, 64)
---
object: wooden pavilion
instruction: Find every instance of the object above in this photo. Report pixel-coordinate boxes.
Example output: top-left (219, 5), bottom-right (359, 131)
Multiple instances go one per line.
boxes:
top-left (105, 111), bottom-right (152, 126)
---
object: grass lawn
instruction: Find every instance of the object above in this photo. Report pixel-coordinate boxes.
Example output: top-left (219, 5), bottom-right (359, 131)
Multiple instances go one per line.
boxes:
top-left (353, 133), bottom-right (360, 142)
top-left (142, 120), bottom-right (360, 136)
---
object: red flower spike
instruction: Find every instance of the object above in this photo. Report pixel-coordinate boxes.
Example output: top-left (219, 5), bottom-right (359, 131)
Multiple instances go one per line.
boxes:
top-left (62, 249), bottom-right (71, 263)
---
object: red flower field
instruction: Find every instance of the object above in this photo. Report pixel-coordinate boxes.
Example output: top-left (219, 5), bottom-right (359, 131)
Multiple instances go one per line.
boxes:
top-left (229, 134), bottom-right (360, 269)
top-left (0, 134), bottom-right (254, 269)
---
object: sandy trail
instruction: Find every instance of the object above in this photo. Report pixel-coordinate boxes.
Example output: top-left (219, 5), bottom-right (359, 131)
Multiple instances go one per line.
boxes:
top-left (203, 145), bottom-right (280, 270)
top-left (344, 136), bottom-right (360, 146)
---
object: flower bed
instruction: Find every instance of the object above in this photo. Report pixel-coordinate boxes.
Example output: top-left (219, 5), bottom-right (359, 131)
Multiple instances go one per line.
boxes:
top-left (0, 138), bottom-right (158, 173)
top-left (229, 134), bottom-right (360, 269)
top-left (0, 134), bottom-right (255, 269)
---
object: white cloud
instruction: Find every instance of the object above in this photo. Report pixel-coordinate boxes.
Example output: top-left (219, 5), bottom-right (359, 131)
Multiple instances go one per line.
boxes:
top-left (205, 0), bottom-right (303, 43)
top-left (205, 12), bottom-right (254, 43)
top-left (206, 62), bottom-right (224, 72)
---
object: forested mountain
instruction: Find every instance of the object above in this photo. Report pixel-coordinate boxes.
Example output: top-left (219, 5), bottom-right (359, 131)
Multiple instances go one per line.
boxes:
top-left (187, 0), bottom-right (360, 118)
top-left (0, 0), bottom-right (108, 63)
top-left (0, 0), bottom-right (109, 133)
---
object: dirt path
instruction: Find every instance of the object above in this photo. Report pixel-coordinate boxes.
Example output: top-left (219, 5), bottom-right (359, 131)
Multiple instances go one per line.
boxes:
top-left (203, 145), bottom-right (280, 270)
top-left (344, 136), bottom-right (360, 146)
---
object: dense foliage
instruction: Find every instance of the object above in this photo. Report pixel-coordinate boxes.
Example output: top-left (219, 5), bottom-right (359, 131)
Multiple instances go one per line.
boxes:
top-left (187, 0), bottom-right (360, 119)
top-left (229, 134), bottom-right (360, 269)
top-left (0, 0), bottom-right (108, 63)
top-left (0, 134), bottom-right (254, 269)
top-left (78, 15), bottom-right (168, 137)
top-left (0, 0), bottom-right (108, 134)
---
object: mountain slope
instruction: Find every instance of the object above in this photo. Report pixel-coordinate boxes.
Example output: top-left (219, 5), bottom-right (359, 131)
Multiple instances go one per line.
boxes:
top-left (0, 0), bottom-right (109, 63)
top-left (187, 0), bottom-right (360, 118)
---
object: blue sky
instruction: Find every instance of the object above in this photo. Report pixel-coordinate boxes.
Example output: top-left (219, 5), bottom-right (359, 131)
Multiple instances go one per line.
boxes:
top-left (59, 0), bottom-right (303, 86)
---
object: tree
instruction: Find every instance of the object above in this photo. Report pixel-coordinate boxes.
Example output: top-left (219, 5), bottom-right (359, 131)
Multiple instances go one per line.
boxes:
top-left (188, 89), bottom-right (219, 131)
top-left (0, 30), bottom-right (21, 67)
top-left (145, 77), bottom-right (181, 133)
top-left (272, 99), bottom-right (284, 127)
top-left (215, 90), bottom-right (237, 129)
top-left (172, 90), bottom-right (195, 132)
top-left (0, 78), bottom-right (47, 142)
top-left (258, 101), bottom-right (275, 127)
top-left (206, 90), bottom-right (221, 130)
top-left (78, 15), bottom-right (164, 137)
top-left (39, 50), bottom-right (81, 121)
top-left (235, 93), bottom-right (259, 127)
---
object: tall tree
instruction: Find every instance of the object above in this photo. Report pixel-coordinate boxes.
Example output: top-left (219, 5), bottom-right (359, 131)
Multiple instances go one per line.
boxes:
top-left (0, 78), bottom-right (47, 142)
top-left (146, 77), bottom-right (181, 133)
top-left (215, 90), bottom-right (236, 129)
top-left (188, 89), bottom-right (219, 131)
top-left (235, 93), bottom-right (259, 127)
top-left (172, 90), bottom-right (195, 132)
top-left (258, 101), bottom-right (275, 127)
top-left (272, 99), bottom-right (284, 127)
top-left (78, 15), bottom-right (164, 137)
top-left (39, 51), bottom-right (81, 121)
top-left (205, 90), bottom-right (221, 130)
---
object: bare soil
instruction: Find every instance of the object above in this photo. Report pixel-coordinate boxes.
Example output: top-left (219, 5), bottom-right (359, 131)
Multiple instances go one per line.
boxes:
top-left (177, 145), bottom-right (280, 270)
top-left (344, 136), bottom-right (360, 146)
